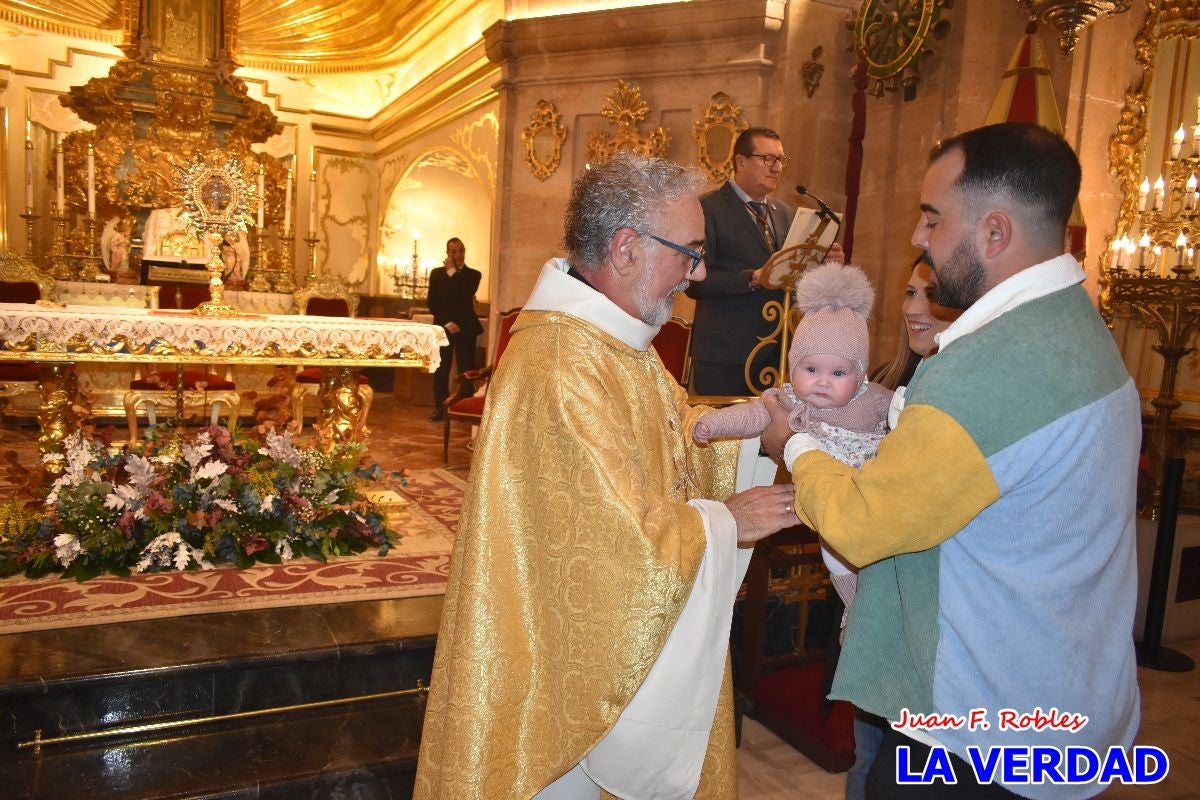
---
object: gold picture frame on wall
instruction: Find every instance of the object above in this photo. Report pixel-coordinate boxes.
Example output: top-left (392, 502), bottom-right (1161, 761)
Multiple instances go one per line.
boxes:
top-left (692, 92), bottom-right (748, 183)
top-left (520, 100), bottom-right (568, 182)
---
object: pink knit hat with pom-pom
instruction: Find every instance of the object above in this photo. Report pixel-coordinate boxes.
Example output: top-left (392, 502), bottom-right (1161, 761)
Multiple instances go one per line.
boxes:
top-left (789, 262), bottom-right (875, 376)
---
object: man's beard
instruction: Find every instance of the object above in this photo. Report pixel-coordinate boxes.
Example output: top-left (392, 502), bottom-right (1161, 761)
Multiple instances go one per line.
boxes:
top-left (930, 237), bottom-right (986, 309)
top-left (635, 273), bottom-right (689, 327)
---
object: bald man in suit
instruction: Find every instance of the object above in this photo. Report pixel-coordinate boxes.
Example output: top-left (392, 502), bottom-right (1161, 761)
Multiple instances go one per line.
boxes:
top-left (687, 127), bottom-right (795, 395)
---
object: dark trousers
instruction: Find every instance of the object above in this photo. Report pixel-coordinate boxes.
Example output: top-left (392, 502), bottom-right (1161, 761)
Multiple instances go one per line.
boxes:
top-left (432, 331), bottom-right (478, 412)
top-left (866, 729), bottom-right (1021, 799)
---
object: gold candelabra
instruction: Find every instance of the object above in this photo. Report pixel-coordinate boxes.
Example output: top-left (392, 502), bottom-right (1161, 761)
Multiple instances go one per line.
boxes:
top-left (1103, 252), bottom-right (1200, 518)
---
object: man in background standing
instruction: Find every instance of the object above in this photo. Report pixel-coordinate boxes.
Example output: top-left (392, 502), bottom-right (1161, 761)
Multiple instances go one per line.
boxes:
top-left (427, 236), bottom-right (483, 421)
top-left (687, 127), bottom-right (795, 395)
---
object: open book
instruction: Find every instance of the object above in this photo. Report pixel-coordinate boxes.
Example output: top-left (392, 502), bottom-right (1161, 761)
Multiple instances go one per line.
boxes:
top-left (757, 206), bottom-right (842, 290)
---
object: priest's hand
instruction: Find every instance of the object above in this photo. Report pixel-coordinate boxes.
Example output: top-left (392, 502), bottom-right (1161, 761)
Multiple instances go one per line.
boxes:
top-left (725, 484), bottom-right (799, 545)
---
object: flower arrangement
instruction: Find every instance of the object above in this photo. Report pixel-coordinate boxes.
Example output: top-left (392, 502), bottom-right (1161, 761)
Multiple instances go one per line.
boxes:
top-left (0, 424), bottom-right (396, 580)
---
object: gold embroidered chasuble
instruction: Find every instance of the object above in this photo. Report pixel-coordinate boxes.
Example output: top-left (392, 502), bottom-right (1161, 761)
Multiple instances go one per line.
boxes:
top-left (414, 308), bottom-right (743, 799)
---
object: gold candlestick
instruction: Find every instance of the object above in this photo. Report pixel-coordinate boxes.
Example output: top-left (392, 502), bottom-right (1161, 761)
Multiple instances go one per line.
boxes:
top-left (49, 213), bottom-right (73, 280)
top-left (18, 211), bottom-right (39, 258)
top-left (274, 228), bottom-right (296, 293)
top-left (248, 228), bottom-right (271, 292)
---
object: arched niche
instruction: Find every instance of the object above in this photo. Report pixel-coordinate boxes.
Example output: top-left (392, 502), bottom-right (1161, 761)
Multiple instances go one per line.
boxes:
top-left (380, 148), bottom-right (493, 301)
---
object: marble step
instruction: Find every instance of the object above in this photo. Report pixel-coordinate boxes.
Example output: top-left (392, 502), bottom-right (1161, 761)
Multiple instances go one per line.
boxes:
top-left (0, 596), bottom-right (443, 798)
top-left (6, 691), bottom-right (425, 800)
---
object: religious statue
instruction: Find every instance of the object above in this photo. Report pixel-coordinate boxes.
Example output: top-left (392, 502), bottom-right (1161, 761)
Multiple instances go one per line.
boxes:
top-left (101, 216), bottom-right (137, 281)
top-left (220, 237), bottom-right (251, 289)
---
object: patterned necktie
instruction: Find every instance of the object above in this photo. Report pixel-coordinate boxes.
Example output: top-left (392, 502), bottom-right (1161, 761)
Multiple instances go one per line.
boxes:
top-left (748, 201), bottom-right (777, 250)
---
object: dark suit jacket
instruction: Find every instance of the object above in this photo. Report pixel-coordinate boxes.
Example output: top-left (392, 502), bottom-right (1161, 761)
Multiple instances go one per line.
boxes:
top-left (427, 265), bottom-right (483, 339)
top-left (687, 181), bottom-right (794, 365)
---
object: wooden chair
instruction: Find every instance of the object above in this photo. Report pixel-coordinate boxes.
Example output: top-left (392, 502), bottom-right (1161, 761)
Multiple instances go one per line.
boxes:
top-left (650, 315), bottom-right (693, 387)
top-left (443, 307), bottom-right (522, 462)
top-left (291, 275), bottom-right (372, 432)
top-left (123, 275), bottom-right (241, 441)
top-left (0, 253), bottom-right (56, 422)
top-left (738, 527), bottom-right (855, 772)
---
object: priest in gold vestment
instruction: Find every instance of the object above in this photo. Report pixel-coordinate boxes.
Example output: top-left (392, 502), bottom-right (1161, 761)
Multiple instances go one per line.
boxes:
top-left (414, 153), bottom-right (800, 799)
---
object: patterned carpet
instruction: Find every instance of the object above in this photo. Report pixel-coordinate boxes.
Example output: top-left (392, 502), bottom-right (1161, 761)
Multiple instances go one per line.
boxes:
top-left (0, 469), bottom-right (464, 633)
top-left (0, 393), bottom-right (473, 633)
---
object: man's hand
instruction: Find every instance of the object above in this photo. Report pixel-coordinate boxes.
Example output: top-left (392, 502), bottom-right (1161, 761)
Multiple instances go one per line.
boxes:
top-left (725, 484), bottom-right (799, 545)
top-left (759, 392), bottom-right (793, 465)
top-left (445, 321), bottom-right (461, 334)
top-left (823, 242), bottom-right (846, 264)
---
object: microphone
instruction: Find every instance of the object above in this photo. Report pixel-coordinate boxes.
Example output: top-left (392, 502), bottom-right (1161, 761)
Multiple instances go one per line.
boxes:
top-left (795, 185), bottom-right (838, 222)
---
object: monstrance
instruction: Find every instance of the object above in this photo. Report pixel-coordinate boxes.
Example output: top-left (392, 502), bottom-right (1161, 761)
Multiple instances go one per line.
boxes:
top-left (178, 154), bottom-right (256, 317)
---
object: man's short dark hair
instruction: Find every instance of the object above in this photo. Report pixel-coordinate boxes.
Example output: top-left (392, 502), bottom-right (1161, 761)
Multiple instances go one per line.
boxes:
top-left (446, 237), bottom-right (464, 249)
top-left (733, 127), bottom-right (782, 158)
top-left (931, 122), bottom-right (1080, 232)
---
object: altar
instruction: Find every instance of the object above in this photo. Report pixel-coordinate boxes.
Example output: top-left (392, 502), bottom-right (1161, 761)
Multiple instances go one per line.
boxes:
top-left (0, 303), bottom-right (447, 449)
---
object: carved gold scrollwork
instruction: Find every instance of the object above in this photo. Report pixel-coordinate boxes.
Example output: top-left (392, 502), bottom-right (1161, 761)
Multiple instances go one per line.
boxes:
top-left (520, 100), bottom-right (568, 181)
top-left (585, 80), bottom-right (670, 165)
top-left (692, 92), bottom-right (748, 184)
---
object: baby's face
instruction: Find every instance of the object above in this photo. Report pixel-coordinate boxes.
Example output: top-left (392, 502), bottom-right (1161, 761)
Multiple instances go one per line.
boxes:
top-left (791, 354), bottom-right (860, 409)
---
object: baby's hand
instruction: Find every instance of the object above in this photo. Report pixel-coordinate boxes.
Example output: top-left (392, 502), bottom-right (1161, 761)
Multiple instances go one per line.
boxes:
top-left (692, 418), bottom-right (712, 445)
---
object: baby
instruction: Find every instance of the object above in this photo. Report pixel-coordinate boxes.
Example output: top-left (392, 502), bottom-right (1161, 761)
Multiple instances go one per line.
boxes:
top-left (692, 261), bottom-right (893, 616)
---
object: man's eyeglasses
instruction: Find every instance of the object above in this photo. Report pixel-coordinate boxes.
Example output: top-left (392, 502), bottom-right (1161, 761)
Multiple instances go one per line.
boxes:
top-left (746, 153), bottom-right (790, 168)
top-left (644, 232), bottom-right (705, 274)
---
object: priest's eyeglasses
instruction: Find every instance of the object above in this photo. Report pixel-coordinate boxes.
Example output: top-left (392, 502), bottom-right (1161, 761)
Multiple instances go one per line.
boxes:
top-left (748, 153), bottom-right (790, 168)
top-left (643, 233), bottom-right (705, 274)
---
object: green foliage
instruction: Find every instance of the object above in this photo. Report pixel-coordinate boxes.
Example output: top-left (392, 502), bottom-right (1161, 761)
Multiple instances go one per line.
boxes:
top-left (0, 424), bottom-right (397, 579)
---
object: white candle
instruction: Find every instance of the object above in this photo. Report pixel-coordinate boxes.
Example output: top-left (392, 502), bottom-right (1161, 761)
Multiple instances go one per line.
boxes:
top-left (1138, 177), bottom-right (1150, 211)
top-left (1176, 231), bottom-right (1187, 270)
top-left (86, 143), bottom-right (95, 215)
top-left (1139, 232), bottom-right (1151, 269)
top-left (1154, 175), bottom-right (1166, 211)
top-left (1188, 174), bottom-right (1198, 210)
top-left (283, 166), bottom-right (293, 232)
top-left (257, 163), bottom-right (265, 228)
top-left (1154, 244), bottom-right (1164, 277)
top-left (1173, 124), bottom-right (1185, 159)
top-left (308, 168), bottom-right (317, 233)
top-left (55, 138), bottom-right (65, 213)
top-left (24, 127), bottom-right (34, 211)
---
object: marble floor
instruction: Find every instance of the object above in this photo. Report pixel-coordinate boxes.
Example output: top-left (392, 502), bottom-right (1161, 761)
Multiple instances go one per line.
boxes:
top-left (3, 392), bottom-right (1198, 798)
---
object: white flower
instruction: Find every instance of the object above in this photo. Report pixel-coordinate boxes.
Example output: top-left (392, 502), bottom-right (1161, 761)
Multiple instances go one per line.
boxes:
top-left (135, 532), bottom-right (214, 573)
top-left (192, 460), bottom-right (228, 483)
top-left (124, 455), bottom-right (157, 492)
top-left (182, 436), bottom-right (214, 469)
top-left (54, 533), bottom-right (81, 567)
top-left (212, 498), bottom-right (238, 513)
top-left (258, 429), bottom-right (302, 468)
top-left (322, 489), bottom-right (341, 507)
top-left (259, 494), bottom-right (277, 513)
top-left (103, 493), bottom-right (126, 511)
top-left (276, 537), bottom-right (294, 561)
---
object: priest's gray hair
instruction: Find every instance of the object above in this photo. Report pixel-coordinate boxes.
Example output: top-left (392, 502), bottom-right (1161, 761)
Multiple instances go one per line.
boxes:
top-left (563, 152), bottom-right (705, 271)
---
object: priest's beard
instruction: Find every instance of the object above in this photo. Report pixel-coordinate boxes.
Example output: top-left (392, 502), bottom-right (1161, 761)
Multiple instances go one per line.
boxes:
top-left (635, 274), bottom-right (689, 327)
top-left (931, 236), bottom-right (986, 310)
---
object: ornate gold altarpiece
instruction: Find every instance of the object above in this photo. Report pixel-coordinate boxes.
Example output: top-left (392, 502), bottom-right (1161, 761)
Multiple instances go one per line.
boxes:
top-left (0, 303), bottom-right (446, 451)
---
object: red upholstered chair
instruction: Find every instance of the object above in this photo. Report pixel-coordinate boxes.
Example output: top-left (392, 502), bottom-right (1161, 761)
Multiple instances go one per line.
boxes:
top-left (443, 307), bottom-right (521, 462)
top-left (291, 277), bottom-right (372, 432)
top-left (0, 253), bottom-right (56, 422)
top-left (651, 315), bottom-right (693, 387)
